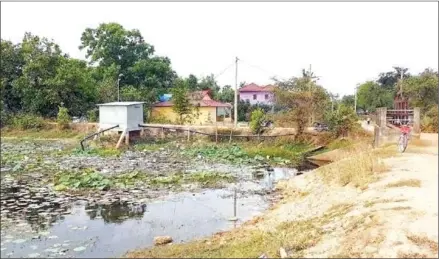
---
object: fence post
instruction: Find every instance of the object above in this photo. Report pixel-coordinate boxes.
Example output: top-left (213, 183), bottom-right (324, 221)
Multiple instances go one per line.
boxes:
top-left (215, 126), bottom-right (218, 143)
top-left (161, 127), bottom-right (165, 139)
top-left (187, 129), bottom-right (190, 141)
top-left (413, 107), bottom-right (421, 136)
top-left (373, 125), bottom-right (380, 148)
top-left (229, 128), bottom-right (233, 143)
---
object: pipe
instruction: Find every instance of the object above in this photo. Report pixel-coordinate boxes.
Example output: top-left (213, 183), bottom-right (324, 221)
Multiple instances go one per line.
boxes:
top-left (80, 125), bottom-right (119, 151)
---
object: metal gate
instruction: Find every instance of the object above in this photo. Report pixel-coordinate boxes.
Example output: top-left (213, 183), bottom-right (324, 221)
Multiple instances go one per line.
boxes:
top-left (386, 109), bottom-right (414, 126)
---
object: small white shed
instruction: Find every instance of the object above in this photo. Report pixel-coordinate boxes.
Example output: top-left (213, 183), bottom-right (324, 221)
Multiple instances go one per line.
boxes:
top-left (97, 101), bottom-right (145, 132)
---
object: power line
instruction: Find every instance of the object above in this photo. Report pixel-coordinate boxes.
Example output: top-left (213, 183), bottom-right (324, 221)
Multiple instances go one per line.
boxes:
top-left (213, 62), bottom-right (235, 80)
top-left (239, 59), bottom-right (287, 81)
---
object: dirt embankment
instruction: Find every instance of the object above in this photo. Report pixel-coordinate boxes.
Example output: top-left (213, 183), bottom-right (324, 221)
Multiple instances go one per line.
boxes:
top-left (126, 134), bottom-right (438, 258)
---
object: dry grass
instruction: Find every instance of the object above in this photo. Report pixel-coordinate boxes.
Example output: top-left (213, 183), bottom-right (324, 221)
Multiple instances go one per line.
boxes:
top-left (385, 179), bottom-right (421, 188)
top-left (316, 145), bottom-right (395, 189)
top-left (124, 203), bottom-right (354, 258)
top-left (382, 206), bottom-right (412, 211)
top-left (406, 234), bottom-right (439, 254)
top-left (397, 252), bottom-right (430, 258)
top-left (364, 198), bottom-right (408, 208)
top-left (328, 213), bottom-right (384, 258)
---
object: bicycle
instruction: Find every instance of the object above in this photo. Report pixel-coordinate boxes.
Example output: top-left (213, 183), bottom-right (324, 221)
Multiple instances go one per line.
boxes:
top-left (398, 123), bottom-right (411, 153)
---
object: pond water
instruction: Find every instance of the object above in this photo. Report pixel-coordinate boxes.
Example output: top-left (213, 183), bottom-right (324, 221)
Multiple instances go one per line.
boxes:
top-left (1, 167), bottom-right (297, 258)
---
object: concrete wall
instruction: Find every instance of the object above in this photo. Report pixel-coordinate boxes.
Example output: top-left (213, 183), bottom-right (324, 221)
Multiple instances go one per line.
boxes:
top-left (239, 91), bottom-right (274, 105)
top-left (126, 104), bottom-right (143, 130)
top-left (151, 106), bottom-right (218, 125)
top-left (99, 106), bottom-right (127, 131)
top-left (99, 105), bottom-right (143, 131)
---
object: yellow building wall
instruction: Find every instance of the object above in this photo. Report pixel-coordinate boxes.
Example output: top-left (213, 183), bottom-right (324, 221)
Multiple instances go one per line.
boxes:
top-left (151, 106), bottom-right (217, 125)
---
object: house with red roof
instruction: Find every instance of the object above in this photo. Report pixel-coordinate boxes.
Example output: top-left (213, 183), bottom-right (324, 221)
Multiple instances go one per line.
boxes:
top-left (239, 83), bottom-right (275, 105)
top-left (151, 90), bottom-right (232, 125)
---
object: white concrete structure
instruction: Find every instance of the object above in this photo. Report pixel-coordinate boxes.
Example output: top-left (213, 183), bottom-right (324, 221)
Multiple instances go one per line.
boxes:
top-left (97, 102), bottom-right (144, 131)
top-left (96, 102), bottom-right (145, 148)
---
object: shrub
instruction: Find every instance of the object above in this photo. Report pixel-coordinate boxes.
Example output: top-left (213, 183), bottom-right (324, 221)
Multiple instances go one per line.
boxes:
top-left (87, 108), bottom-right (98, 122)
top-left (57, 106), bottom-right (71, 129)
top-left (421, 105), bottom-right (438, 133)
top-left (249, 108), bottom-right (266, 134)
top-left (10, 113), bottom-right (46, 130)
top-left (325, 104), bottom-right (358, 137)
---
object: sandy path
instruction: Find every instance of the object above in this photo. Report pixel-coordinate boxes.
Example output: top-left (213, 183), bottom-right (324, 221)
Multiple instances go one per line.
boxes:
top-left (260, 133), bottom-right (439, 258)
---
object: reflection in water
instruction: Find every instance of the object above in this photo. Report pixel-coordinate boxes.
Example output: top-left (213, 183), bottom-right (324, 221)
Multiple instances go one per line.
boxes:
top-left (85, 203), bottom-right (147, 224)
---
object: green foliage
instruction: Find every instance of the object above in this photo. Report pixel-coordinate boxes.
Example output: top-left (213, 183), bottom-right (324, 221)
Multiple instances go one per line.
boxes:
top-left (403, 68), bottom-right (438, 113)
top-left (57, 106), bottom-right (70, 129)
top-left (9, 113), bottom-right (46, 130)
top-left (86, 108), bottom-right (98, 122)
top-left (171, 79), bottom-right (194, 124)
top-left (53, 169), bottom-right (235, 191)
top-left (325, 104), bottom-right (358, 137)
top-left (377, 66), bottom-right (411, 91)
top-left (54, 169), bottom-right (112, 191)
top-left (340, 95), bottom-right (355, 108)
top-left (273, 68), bottom-right (331, 133)
top-left (217, 85), bottom-right (234, 103)
top-left (181, 144), bottom-right (293, 165)
top-left (249, 108), bottom-right (266, 134)
top-left (356, 81), bottom-right (393, 112)
top-left (421, 105), bottom-right (438, 133)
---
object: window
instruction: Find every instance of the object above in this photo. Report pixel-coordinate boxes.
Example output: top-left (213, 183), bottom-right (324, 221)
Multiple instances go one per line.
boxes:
top-left (265, 94), bottom-right (269, 100)
top-left (253, 94), bottom-right (257, 100)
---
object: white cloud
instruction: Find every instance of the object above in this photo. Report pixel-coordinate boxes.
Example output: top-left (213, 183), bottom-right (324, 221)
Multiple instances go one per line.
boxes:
top-left (1, 2), bottom-right (437, 96)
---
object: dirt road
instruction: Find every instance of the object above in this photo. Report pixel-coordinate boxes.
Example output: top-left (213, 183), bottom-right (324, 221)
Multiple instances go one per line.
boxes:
top-left (305, 134), bottom-right (438, 258)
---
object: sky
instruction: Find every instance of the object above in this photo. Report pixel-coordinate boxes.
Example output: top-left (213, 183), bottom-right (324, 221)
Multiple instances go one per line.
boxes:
top-left (1, 2), bottom-right (438, 96)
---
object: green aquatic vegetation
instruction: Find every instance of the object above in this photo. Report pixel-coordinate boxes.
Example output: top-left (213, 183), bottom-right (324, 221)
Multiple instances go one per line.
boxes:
top-left (53, 169), bottom-right (237, 191)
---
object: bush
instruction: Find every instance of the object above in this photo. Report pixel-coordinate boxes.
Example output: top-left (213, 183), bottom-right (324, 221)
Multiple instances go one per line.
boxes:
top-left (9, 113), bottom-right (46, 130)
top-left (249, 108), bottom-right (266, 134)
top-left (421, 105), bottom-right (438, 133)
top-left (87, 108), bottom-right (98, 122)
top-left (325, 104), bottom-right (358, 137)
top-left (57, 106), bottom-right (71, 129)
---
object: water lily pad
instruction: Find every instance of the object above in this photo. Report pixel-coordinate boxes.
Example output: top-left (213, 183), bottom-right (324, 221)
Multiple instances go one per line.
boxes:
top-left (28, 253), bottom-right (40, 258)
top-left (48, 235), bottom-right (58, 239)
top-left (1, 247), bottom-right (6, 251)
top-left (30, 245), bottom-right (38, 250)
top-left (73, 246), bottom-right (86, 252)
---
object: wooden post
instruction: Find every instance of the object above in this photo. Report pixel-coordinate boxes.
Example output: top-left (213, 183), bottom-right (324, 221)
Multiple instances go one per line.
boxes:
top-left (187, 129), bottom-right (190, 141)
top-left (125, 131), bottom-right (130, 145)
top-left (229, 128), bottom-right (233, 143)
top-left (140, 128), bottom-right (145, 137)
top-left (373, 125), bottom-right (380, 148)
top-left (116, 129), bottom-right (127, 149)
top-left (161, 127), bottom-right (165, 139)
top-left (215, 126), bottom-right (218, 143)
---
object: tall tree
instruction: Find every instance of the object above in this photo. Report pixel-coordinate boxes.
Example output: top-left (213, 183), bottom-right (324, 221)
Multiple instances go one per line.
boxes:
top-left (356, 81), bottom-right (393, 112)
top-left (79, 22), bottom-right (177, 100)
top-left (378, 66), bottom-right (411, 91)
top-left (1, 40), bottom-right (25, 113)
top-left (403, 68), bottom-right (438, 112)
top-left (171, 79), bottom-right (194, 124)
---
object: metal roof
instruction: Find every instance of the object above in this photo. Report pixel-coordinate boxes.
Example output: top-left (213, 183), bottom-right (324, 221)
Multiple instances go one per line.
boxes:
top-left (97, 102), bottom-right (145, 106)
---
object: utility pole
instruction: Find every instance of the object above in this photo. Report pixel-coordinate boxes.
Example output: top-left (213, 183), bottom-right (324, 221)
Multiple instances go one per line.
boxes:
top-left (234, 57), bottom-right (239, 128)
top-left (117, 73), bottom-right (123, 102)
top-left (354, 84), bottom-right (359, 113)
